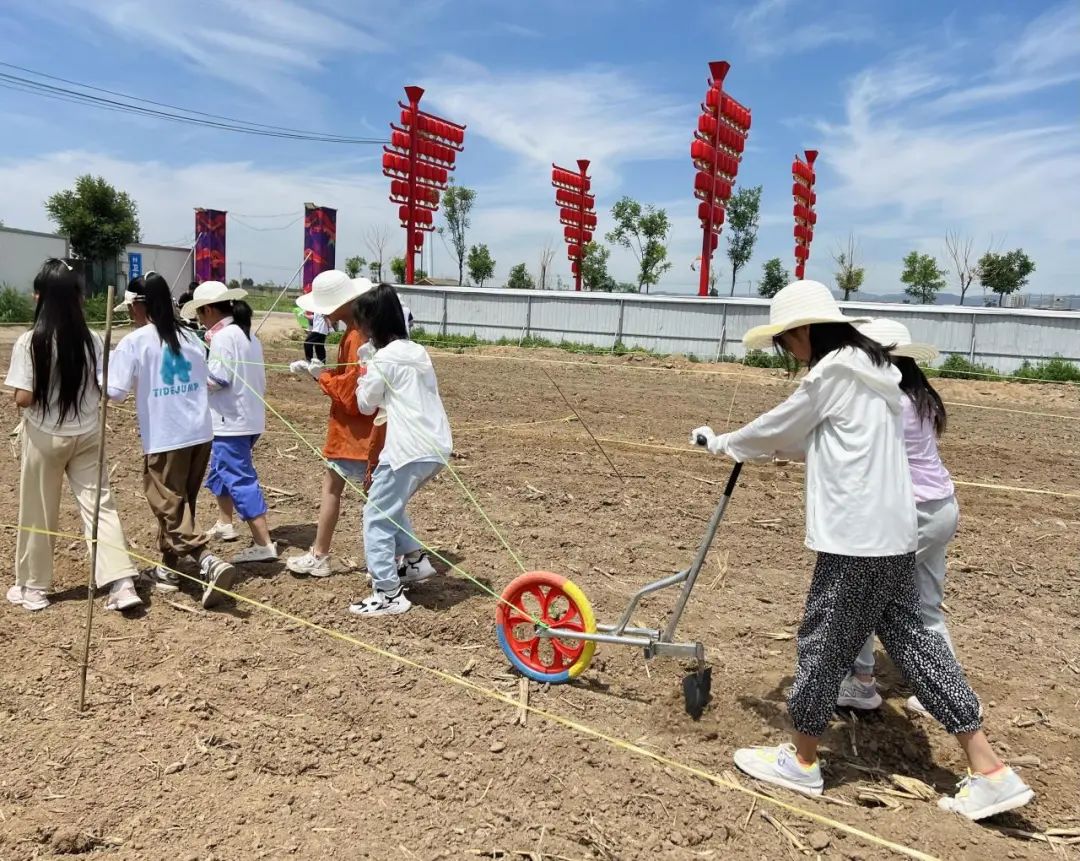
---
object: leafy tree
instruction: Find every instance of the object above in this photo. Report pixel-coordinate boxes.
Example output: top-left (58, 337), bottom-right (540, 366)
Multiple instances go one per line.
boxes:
top-left (758, 257), bottom-right (789, 299)
top-left (344, 255), bottom-right (367, 278)
top-left (390, 257), bottom-right (425, 283)
top-left (901, 251), bottom-right (946, 304)
top-left (442, 180), bottom-right (477, 286)
top-left (240, 277), bottom-right (254, 289)
top-left (45, 175), bottom-right (140, 288)
top-left (605, 196), bottom-right (671, 293)
top-left (724, 184), bottom-right (762, 296)
top-left (506, 263), bottom-right (534, 290)
top-left (614, 282), bottom-right (639, 293)
top-left (227, 278), bottom-right (241, 290)
top-left (466, 244), bottom-right (495, 287)
top-left (580, 241), bottom-right (616, 292)
top-left (832, 233), bottom-right (865, 300)
top-left (978, 248), bottom-right (1035, 307)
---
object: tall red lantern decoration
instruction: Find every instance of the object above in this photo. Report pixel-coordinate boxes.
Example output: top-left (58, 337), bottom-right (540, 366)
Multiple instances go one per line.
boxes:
top-left (792, 150), bottom-right (818, 280)
top-left (383, 86), bottom-right (466, 284)
top-left (551, 159), bottom-right (595, 291)
top-left (690, 61), bottom-right (751, 296)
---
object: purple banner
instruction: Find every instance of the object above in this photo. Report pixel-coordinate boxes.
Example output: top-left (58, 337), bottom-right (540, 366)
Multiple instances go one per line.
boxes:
top-left (194, 209), bottom-right (227, 283)
top-left (303, 204), bottom-right (337, 294)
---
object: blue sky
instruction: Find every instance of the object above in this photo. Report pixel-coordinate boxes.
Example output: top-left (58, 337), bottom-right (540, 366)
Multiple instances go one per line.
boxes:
top-left (0, 0), bottom-right (1076, 296)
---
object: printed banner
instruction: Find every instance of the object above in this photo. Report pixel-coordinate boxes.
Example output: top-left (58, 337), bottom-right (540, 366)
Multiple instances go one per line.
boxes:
top-left (194, 209), bottom-right (227, 283)
top-left (303, 204), bottom-right (337, 293)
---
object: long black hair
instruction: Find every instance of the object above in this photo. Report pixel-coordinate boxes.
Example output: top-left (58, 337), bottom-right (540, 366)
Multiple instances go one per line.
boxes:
top-left (144, 272), bottom-right (185, 354)
top-left (352, 283), bottom-right (408, 349)
top-left (896, 356), bottom-right (946, 436)
top-left (773, 322), bottom-right (890, 370)
top-left (204, 300), bottom-right (254, 339)
top-left (30, 259), bottom-right (98, 423)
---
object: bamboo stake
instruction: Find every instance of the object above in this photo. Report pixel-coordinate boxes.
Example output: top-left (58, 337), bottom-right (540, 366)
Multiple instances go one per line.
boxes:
top-left (78, 284), bottom-right (116, 712)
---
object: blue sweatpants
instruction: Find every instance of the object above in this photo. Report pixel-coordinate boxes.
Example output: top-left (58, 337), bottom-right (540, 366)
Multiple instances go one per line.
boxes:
top-left (363, 460), bottom-right (442, 592)
top-left (205, 435), bottom-right (268, 522)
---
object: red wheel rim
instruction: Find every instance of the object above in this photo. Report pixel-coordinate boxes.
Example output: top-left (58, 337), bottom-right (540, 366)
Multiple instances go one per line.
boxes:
top-left (497, 573), bottom-right (588, 676)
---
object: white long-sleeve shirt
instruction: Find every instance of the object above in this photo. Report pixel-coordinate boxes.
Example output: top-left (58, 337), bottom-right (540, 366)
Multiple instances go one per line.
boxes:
top-left (714, 347), bottom-right (917, 557)
top-left (356, 339), bottom-right (452, 470)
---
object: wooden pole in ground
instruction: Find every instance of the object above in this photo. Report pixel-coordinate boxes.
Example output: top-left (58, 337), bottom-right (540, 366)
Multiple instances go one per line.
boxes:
top-left (79, 283), bottom-right (116, 713)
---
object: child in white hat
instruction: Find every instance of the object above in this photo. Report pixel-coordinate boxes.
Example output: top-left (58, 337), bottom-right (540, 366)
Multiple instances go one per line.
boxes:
top-left (836, 319), bottom-right (961, 717)
top-left (690, 281), bottom-right (1032, 821)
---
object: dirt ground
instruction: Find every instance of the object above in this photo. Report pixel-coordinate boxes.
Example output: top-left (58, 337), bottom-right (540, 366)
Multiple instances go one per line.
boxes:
top-left (1, 339), bottom-right (1078, 861)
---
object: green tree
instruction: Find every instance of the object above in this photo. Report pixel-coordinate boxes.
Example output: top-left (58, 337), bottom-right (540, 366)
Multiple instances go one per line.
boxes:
top-left (605, 196), bottom-right (671, 293)
top-left (725, 184), bottom-right (762, 296)
top-left (978, 249), bottom-right (1035, 307)
top-left (240, 277), bottom-right (254, 289)
top-left (832, 234), bottom-right (865, 300)
top-left (580, 241), bottom-right (616, 292)
top-left (758, 257), bottom-right (789, 298)
top-left (389, 257), bottom-right (424, 283)
top-left (442, 180), bottom-right (477, 286)
top-left (466, 244), bottom-right (495, 287)
top-left (901, 251), bottom-right (946, 304)
top-left (45, 175), bottom-right (140, 290)
top-left (344, 255), bottom-right (367, 278)
top-left (506, 263), bottom-right (535, 290)
top-left (227, 278), bottom-right (241, 290)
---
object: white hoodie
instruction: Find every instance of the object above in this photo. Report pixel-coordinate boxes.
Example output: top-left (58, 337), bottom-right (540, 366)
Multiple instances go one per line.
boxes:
top-left (714, 347), bottom-right (917, 557)
top-left (356, 339), bottom-right (452, 469)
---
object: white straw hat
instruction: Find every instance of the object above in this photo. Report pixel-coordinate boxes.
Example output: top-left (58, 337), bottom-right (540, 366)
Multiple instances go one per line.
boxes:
top-left (857, 318), bottom-right (939, 364)
top-left (743, 279), bottom-right (870, 351)
top-left (180, 280), bottom-right (248, 319)
top-left (296, 270), bottom-right (373, 315)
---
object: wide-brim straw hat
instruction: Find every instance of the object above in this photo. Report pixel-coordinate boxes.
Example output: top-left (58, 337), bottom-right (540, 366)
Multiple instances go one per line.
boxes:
top-left (295, 270), bottom-right (373, 315)
top-left (857, 317), bottom-right (939, 364)
top-left (743, 279), bottom-right (871, 351)
top-left (180, 280), bottom-right (248, 319)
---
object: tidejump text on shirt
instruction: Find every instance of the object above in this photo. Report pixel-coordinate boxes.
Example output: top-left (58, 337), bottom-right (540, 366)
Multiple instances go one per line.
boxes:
top-left (151, 381), bottom-right (201, 398)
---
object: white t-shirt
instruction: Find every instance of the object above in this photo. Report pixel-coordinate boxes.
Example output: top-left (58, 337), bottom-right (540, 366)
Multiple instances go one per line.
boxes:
top-left (311, 314), bottom-right (332, 336)
top-left (5, 330), bottom-right (103, 436)
top-left (206, 320), bottom-right (266, 436)
top-left (108, 324), bottom-right (213, 455)
top-left (715, 347), bottom-right (917, 557)
top-left (356, 339), bottom-right (452, 470)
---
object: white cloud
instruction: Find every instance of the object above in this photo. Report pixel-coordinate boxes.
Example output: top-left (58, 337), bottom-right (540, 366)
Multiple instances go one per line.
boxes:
top-left (732, 0), bottom-right (874, 58)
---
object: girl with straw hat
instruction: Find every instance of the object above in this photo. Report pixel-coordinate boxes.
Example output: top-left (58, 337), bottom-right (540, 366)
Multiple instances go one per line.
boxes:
top-left (690, 281), bottom-right (1032, 820)
top-left (836, 318), bottom-right (962, 718)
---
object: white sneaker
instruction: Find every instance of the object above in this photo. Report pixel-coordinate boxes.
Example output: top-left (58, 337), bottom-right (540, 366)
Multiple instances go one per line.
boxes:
top-left (200, 555), bottom-right (237, 610)
top-left (285, 549), bottom-right (332, 578)
top-left (905, 695), bottom-right (929, 715)
top-left (7, 584), bottom-right (50, 611)
top-left (836, 673), bottom-right (883, 710)
top-left (733, 743), bottom-right (824, 797)
top-left (144, 566), bottom-right (180, 593)
top-left (398, 551), bottom-right (437, 584)
top-left (348, 587), bottom-right (411, 618)
top-left (938, 768), bottom-right (1034, 820)
top-left (207, 521), bottom-right (240, 541)
top-left (106, 578), bottom-right (143, 611)
top-left (232, 542), bottom-right (278, 564)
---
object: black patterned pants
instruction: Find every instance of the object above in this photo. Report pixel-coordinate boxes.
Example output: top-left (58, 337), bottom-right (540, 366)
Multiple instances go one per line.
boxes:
top-left (788, 552), bottom-right (982, 737)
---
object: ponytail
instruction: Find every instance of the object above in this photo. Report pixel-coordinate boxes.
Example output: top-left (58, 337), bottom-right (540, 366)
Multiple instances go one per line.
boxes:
top-left (144, 273), bottom-right (184, 354)
top-left (231, 300), bottom-right (253, 339)
top-left (896, 357), bottom-right (946, 436)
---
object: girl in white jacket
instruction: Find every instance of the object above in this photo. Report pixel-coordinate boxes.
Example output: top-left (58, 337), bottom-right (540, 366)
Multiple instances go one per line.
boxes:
top-left (692, 281), bottom-right (1031, 821)
top-left (350, 284), bottom-right (451, 617)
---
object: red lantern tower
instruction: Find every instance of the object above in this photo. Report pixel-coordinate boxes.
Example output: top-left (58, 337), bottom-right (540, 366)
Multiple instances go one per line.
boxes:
top-left (382, 86), bottom-right (466, 284)
top-left (690, 61), bottom-right (751, 296)
top-left (552, 160), bottom-right (596, 291)
top-left (792, 150), bottom-right (818, 280)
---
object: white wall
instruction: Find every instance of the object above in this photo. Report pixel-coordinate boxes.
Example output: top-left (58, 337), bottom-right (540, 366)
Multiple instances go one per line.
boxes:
top-left (395, 285), bottom-right (1080, 373)
top-left (0, 228), bottom-right (68, 293)
top-left (124, 243), bottom-right (194, 296)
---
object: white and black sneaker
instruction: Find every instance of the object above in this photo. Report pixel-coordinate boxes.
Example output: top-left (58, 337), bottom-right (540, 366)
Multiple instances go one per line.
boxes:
top-left (144, 565), bottom-right (180, 593)
top-left (398, 551), bottom-right (437, 585)
top-left (348, 586), bottom-right (411, 617)
top-left (199, 554), bottom-right (237, 610)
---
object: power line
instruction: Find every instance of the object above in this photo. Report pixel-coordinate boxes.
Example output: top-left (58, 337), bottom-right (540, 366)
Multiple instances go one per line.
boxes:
top-left (0, 64), bottom-right (387, 145)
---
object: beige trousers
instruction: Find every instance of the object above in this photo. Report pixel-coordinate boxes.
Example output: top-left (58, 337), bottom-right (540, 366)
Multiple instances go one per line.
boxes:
top-left (16, 421), bottom-right (137, 591)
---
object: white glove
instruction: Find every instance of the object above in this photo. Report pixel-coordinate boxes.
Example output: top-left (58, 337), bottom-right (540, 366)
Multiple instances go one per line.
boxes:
top-left (358, 342), bottom-right (376, 364)
top-left (690, 425), bottom-right (722, 455)
top-left (306, 359), bottom-right (325, 380)
top-left (289, 360), bottom-right (310, 375)
top-left (373, 408), bottom-right (388, 426)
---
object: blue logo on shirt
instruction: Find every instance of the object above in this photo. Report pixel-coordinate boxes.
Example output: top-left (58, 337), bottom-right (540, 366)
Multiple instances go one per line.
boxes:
top-left (152, 348), bottom-right (199, 397)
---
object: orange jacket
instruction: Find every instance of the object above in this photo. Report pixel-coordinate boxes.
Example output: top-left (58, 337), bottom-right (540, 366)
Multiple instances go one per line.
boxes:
top-left (318, 327), bottom-right (385, 465)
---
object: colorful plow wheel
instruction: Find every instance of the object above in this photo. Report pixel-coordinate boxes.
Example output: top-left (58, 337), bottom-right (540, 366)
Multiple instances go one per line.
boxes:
top-left (496, 571), bottom-right (597, 683)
